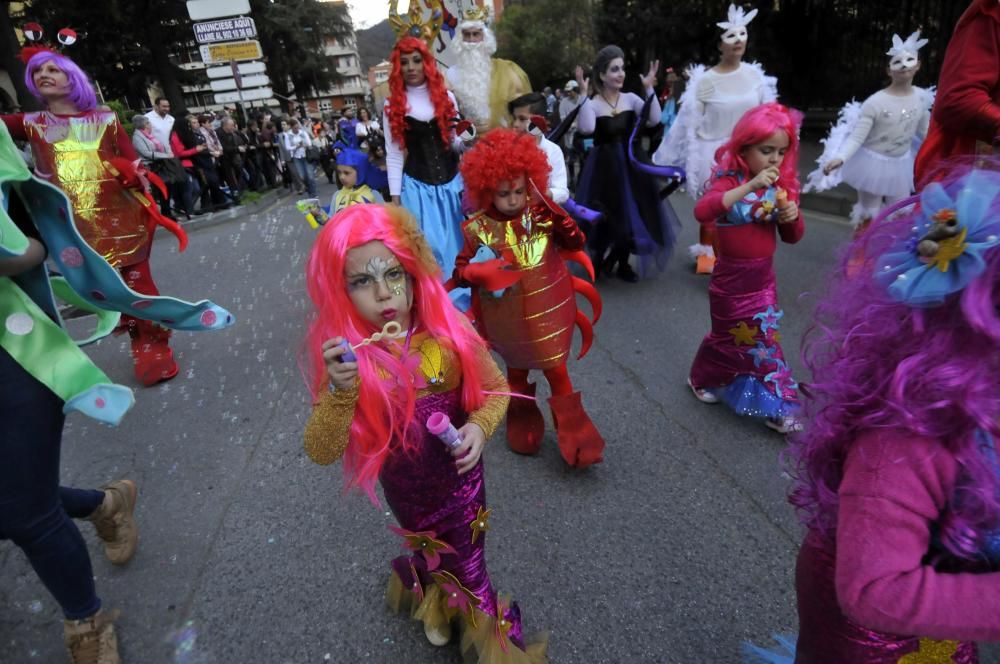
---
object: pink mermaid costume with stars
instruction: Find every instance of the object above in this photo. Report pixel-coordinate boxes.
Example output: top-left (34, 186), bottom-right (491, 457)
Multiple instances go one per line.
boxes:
top-left (304, 331), bottom-right (546, 662)
top-left (689, 172), bottom-right (803, 418)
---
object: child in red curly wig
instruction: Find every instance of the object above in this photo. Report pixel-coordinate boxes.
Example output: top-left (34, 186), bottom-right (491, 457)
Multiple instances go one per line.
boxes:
top-left (453, 129), bottom-right (605, 468)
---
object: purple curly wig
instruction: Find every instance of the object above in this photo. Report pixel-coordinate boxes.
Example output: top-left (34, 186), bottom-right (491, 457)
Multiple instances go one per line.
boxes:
top-left (788, 157), bottom-right (1000, 561)
top-left (25, 51), bottom-right (97, 112)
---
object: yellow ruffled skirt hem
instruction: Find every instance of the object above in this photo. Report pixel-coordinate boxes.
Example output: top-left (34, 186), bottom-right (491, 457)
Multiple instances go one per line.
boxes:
top-left (385, 570), bottom-right (548, 663)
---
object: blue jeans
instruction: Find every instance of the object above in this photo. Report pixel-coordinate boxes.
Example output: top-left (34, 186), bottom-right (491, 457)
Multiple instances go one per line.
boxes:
top-left (0, 347), bottom-right (105, 619)
top-left (292, 157), bottom-right (317, 197)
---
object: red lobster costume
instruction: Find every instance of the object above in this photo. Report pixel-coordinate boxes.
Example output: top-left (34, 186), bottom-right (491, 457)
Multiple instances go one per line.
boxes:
top-left (452, 129), bottom-right (604, 468)
top-left (914, 0), bottom-right (1000, 183)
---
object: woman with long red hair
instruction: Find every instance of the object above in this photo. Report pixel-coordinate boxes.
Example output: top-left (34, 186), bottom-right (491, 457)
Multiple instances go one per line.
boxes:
top-left (383, 36), bottom-right (468, 299)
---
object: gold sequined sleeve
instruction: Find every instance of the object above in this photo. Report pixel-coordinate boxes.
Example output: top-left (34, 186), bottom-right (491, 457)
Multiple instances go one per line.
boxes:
top-left (304, 386), bottom-right (358, 465)
top-left (466, 345), bottom-right (509, 439)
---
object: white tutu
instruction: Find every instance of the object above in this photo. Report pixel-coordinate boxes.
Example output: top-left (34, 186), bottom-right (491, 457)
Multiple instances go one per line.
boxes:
top-left (840, 147), bottom-right (914, 198)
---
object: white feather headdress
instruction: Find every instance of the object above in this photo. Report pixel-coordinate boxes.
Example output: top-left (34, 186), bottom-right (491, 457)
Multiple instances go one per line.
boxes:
top-left (716, 4), bottom-right (759, 32)
top-left (886, 30), bottom-right (929, 58)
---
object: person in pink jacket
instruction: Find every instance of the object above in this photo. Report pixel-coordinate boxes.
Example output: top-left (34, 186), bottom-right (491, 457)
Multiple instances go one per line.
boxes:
top-left (775, 157), bottom-right (1000, 663)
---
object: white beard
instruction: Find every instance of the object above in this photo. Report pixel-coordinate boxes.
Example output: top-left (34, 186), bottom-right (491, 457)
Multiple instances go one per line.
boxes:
top-left (450, 41), bottom-right (494, 126)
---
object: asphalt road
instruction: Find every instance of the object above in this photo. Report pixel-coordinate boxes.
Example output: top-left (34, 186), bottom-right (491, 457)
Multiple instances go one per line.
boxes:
top-left (3, 185), bottom-right (997, 663)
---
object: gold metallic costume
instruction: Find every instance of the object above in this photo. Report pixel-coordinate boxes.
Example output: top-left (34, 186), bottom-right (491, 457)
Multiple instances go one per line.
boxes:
top-left (22, 110), bottom-right (149, 267)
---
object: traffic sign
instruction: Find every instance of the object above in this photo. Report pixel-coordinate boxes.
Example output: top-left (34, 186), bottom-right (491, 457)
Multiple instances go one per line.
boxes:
top-left (206, 61), bottom-right (267, 79)
top-left (199, 40), bottom-right (262, 64)
top-left (194, 17), bottom-right (257, 44)
top-left (214, 87), bottom-right (273, 104)
top-left (209, 75), bottom-right (269, 92)
top-left (186, 0), bottom-right (250, 21)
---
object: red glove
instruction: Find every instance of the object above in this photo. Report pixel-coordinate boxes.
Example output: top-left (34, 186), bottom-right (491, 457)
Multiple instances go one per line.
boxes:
top-left (452, 117), bottom-right (476, 143)
top-left (461, 259), bottom-right (521, 291)
top-left (528, 114), bottom-right (548, 137)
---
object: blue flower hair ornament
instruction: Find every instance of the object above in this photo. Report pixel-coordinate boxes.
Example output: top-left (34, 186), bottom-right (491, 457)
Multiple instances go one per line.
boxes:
top-left (876, 169), bottom-right (1000, 307)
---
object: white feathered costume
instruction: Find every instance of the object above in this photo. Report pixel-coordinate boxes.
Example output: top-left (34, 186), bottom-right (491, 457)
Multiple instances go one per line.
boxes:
top-left (654, 62), bottom-right (778, 202)
top-left (804, 31), bottom-right (936, 225)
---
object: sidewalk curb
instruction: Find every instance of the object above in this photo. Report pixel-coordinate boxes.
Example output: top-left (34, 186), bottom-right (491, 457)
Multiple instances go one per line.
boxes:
top-left (154, 187), bottom-right (291, 239)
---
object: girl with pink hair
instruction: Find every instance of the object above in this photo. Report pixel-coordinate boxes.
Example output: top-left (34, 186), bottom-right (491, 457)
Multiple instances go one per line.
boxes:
top-left (302, 204), bottom-right (546, 661)
top-left (687, 103), bottom-right (805, 434)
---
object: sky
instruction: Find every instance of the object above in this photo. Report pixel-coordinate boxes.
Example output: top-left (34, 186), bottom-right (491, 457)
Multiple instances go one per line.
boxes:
top-left (347, 0), bottom-right (391, 30)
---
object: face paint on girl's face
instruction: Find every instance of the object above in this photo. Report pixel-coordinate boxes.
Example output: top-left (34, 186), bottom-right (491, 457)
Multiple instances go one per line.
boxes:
top-left (345, 241), bottom-right (413, 330)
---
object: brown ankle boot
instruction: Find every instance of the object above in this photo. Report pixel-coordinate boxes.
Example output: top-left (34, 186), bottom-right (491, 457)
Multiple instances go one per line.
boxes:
top-left (506, 383), bottom-right (545, 455)
top-left (87, 480), bottom-right (138, 565)
top-left (549, 392), bottom-right (604, 468)
top-left (64, 609), bottom-right (121, 664)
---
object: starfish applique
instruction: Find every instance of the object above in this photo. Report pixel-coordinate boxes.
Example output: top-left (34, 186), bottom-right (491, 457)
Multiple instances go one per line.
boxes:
top-left (469, 506), bottom-right (491, 545)
top-left (495, 596), bottom-right (512, 653)
top-left (752, 306), bottom-right (784, 334)
top-left (897, 637), bottom-right (959, 663)
top-left (927, 226), bottom-right (968, 273)
top-left (749, 342), bottom-right (778, 368)
top-left (388, 526), bottom-right (456, 571)
top-left (764, 361), bottom-right (798, 399)
top-left (729, 321), bottom-right (759, 346)
top-left (431, 569), bottom-right (481, 627)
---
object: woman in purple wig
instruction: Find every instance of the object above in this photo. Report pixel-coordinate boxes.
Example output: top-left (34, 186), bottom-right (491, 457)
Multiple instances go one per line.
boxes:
top-left (780, 157), bottom-right (1000, 662)
top-left (2, 49), bottom-right (182, 386)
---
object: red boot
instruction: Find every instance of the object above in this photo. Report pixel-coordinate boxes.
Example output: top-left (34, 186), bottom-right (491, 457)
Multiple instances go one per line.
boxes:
top-left (130, 320), bottom-right (178, 387)
top-left (549, 392), bottom-right (604, 468)
top-left (506, 383), bottom-right (545, 455)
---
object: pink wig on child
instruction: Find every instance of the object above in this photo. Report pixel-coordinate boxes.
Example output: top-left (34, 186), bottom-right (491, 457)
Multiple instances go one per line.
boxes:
top-left (304, 204), bottom-right (488, 500)
top-left (713, 102), bottom-right (804, 199)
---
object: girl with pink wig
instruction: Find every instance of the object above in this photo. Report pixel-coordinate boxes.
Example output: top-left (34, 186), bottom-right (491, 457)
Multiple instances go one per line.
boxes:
top-left (302, 204), bottom-right (546, 661)
top-left (687, 102), bottom-right (805, 434)
top-left (745, 158), bottom-right (1000, 662)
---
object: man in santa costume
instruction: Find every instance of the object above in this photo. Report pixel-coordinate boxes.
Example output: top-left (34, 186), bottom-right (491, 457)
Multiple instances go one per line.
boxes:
top-left (445, 3), bottom-right (531, 133)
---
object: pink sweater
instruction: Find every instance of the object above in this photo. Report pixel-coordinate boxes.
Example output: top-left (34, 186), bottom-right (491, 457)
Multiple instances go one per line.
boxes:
top-left (835, 428), bottom-right (1000, 641)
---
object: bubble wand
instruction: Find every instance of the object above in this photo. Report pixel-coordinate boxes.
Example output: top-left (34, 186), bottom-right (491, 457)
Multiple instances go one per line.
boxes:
top-left (336, 321), bottom-right (405, 363)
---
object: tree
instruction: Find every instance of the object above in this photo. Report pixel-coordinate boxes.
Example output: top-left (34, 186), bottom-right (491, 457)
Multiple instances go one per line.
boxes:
top-left (495, 0), bottom-right (597, 92)
top-left (0, 5), bottom-right (38, 111)
top-left (250, 0), bottom-right (352, 113)
top-left (17, 0), bottom-right (195, 110)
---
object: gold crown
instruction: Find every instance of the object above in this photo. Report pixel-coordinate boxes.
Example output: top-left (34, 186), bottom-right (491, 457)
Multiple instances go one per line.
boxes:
top-left (462, 4), bottom-right (490, 24)
top-left (388, 0), bottom-right (444, 46)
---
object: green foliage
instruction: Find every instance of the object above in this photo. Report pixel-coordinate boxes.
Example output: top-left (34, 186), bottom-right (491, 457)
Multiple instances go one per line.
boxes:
top-left (13, 0), bottom-right (355, 112)
top-left (239, 190), bottom-right (264, 205)
top-left (21, 0), bottom-right (194, 107)
top-left (495, 0), bottom-right (597, 92)
top-left (250, 0), bottom-right (353, 101)
top-left (105, 99), bottom-right (133, 135)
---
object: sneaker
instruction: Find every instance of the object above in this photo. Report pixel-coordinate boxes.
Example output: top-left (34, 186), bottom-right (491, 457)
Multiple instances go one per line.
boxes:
top-left (87, 480), bottom-right (138, 565)
top-left (687, 378), bottom-right (718, 404)
top-left (64, 609), bottom-right (121, 664)
top-left (765, 416), bottom-right (803, 434)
